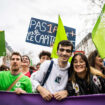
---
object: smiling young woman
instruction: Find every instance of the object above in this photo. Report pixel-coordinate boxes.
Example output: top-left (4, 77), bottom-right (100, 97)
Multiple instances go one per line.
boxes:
top-left (66, 53), bottom-right (105, 96)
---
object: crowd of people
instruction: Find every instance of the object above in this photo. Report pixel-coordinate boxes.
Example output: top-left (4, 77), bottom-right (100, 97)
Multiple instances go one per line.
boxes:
top-left (0, 40), bottom-right (105, 101)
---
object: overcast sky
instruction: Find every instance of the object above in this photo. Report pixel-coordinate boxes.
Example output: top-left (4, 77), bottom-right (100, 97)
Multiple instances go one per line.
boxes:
top-left (0, 0), bottom-right (104, 64)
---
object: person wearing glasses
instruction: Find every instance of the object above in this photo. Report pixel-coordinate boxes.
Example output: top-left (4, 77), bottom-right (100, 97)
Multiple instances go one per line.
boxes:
top-left (66, 53), bottom-right (105, 96)
top-left (21, 55), bottom-right (36, 77)
top-left (31, 40), bottom-right (73, 101)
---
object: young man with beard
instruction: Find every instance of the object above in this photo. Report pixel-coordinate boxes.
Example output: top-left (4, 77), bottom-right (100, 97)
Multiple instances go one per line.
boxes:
top-left (31, 40), bottom-right (73, 101)
top-left (0, 52), bottom-right (32, 94)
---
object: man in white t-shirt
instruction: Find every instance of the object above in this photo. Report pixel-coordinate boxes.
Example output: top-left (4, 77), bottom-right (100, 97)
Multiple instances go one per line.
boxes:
top-left (31, 40), bottom-right (73, 101)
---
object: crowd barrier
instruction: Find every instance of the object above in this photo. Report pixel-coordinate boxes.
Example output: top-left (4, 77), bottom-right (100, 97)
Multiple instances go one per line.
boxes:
top-left (0, 91), bottom-right (105, 105)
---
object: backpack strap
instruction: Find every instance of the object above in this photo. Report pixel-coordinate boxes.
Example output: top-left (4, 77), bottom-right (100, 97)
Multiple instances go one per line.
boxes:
top-left (41, 60), bottom-right (54, 86)
top-left (7, 74), bottom-right (23, 91)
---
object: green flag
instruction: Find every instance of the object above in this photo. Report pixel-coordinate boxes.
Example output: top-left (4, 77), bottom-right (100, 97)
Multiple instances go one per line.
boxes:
top-left (51, 15), bottom-right (68, 58)
top-left (92, 4), bottom-right (105, 59)
top-left (0, 31), bottom-right (6, 56)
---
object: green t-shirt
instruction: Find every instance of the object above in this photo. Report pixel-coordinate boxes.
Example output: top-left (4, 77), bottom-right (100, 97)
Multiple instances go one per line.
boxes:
top-left (0, 71), bottom-right (32, 93)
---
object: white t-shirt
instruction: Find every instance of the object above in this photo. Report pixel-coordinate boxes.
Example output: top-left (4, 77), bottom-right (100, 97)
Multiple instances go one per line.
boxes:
top-left (31, 58), bottom-right (70, 93)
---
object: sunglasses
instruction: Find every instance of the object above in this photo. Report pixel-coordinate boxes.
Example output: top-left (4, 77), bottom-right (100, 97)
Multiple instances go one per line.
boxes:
top-left (59, 48), bottom-right (72, 53)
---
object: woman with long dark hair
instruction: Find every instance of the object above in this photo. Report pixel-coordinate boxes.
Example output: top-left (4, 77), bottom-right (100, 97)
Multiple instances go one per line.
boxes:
top-left (88, 50), bottom-right (105, 75)
top-left (66, 53), bottom-right (105, 96)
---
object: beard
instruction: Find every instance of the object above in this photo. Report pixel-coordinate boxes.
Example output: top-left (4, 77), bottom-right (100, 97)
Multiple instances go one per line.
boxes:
top-left (12, 68), bottom-right (19, 71)
top-left (11, 68), bottom-right (19, 71)
top-left (11, 65), bottom-right (20, 71)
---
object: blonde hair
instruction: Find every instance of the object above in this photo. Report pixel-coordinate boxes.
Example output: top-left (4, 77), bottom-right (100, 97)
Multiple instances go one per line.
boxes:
top-left (90, 66), bottom-right (105, 79)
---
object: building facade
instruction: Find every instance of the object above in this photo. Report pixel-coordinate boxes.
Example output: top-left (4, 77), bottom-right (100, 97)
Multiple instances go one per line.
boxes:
top-left (75, 33), bottom-right (96, 57)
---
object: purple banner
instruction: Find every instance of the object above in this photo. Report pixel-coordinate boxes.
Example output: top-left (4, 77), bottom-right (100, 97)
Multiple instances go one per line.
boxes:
top-left (0, 91), bottom-right (105, 105)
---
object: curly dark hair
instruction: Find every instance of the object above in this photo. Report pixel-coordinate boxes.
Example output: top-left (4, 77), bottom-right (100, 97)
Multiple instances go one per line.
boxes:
top-left (39, 51), bottom-right (51, 59)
